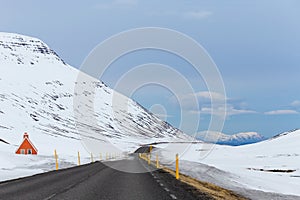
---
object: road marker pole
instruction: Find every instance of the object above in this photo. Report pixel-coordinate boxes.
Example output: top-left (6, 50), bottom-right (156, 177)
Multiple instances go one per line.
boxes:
top-left (78, 151), bottom-right (81, 166)
top-left (54, 149), bottom-right (58, 170)
top-left (149, 145), bottom-right (153, 153)
top-left (156, 154), bottom-right (159, 168)
top-left (148, 154), bottom-right (151, 165)
top-left (176, 154), bottom-right (179, 180)
top-left (91, 152), bottom-right (94, 163)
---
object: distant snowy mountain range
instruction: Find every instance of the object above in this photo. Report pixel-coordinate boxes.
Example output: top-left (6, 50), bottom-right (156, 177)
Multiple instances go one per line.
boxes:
top-left (196, 131), bottom-right (265, 146)
top-left (0, 32), bottom-right (191, 156)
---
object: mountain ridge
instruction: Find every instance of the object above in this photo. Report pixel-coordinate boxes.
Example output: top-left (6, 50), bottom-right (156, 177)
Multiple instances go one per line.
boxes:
top-left (196, 131), bottom-right (265, 146)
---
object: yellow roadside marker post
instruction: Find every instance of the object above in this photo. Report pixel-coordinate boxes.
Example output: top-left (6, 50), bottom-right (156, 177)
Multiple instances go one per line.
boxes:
top-left (78, 151), bottom-right (81, 166)
top-left (54, 149), bottom-right (58, 170)
top-left (148, 154), bottom-right (151, 165)
top-left (149, 145), bottom-right (153, 153)
top-left (91, 152), bottom-right (94, 163)
top-left (176, 154), bottom-right (179, 180)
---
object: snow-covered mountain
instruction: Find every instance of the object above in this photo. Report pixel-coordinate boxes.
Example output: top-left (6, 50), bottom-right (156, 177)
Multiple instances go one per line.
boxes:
top-left (196, 131), bottom-right (265, 146)
top-left (0, 32), bottom-right (191, 156)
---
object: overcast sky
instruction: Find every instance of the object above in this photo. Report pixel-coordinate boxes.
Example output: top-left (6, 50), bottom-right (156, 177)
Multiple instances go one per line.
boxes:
top-left (1, 0), bottom-right (300, 137)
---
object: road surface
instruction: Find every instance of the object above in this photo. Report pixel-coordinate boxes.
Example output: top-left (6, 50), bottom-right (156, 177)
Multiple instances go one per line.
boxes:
top-left (0, 155), bottom-right (213, 200)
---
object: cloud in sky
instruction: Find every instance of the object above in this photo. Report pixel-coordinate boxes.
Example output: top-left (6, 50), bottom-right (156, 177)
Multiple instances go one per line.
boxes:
top-left (194, 91), bottom-right (227, 101)
top-left (114, 0), bottom-right (138, 5)
top-left (183, 11), bottom-right (213, 20)
top-left (148, 10), bottom-right (213, 21)
top-left (177, 91), bottom-right (256, 117)
top-left (94, 0), bottom-right (138, 10)
top-left (291, 100), bottom-right (300, 107)
top-left (264, 109), bottom-right (299, 115)
top-left (178, 91), bottom-right (227, 102)
top-left (190, 105), bottom-right (257, 117)
top-left (170, 91), bottom-right (226, 111)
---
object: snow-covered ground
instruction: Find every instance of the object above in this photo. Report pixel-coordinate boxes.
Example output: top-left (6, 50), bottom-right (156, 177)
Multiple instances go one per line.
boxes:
top-left (0, 137), bottom-right (92, 181)
top-left (154, 129), bottom-right (300, 199)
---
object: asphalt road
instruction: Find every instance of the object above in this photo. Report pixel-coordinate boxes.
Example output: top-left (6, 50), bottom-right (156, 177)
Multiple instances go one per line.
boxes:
top-left (0, 155), bottom-right (213, 200)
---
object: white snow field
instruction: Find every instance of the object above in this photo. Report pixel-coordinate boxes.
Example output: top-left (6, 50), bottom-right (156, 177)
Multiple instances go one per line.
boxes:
top-left (154, 129), bottom-right (300, 199)
top-left (0, 141), bottom-right (92, 181)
